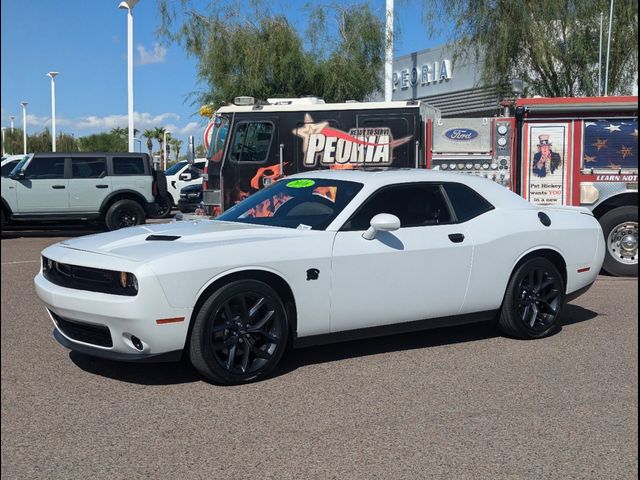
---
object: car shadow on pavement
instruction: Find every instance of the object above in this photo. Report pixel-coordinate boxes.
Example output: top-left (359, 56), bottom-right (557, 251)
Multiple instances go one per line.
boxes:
top-left (274, 303), bottom-right (600, 379)
top-left (67, 304), bottom-right (599, 386)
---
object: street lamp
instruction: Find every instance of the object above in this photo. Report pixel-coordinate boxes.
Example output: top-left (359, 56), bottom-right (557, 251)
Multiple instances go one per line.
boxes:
top-left (9, 116), bottom-right (15, 133)
top-left (163, 130), bottom-right (171, 169)
top-left (20, 101), bottom-right (28, 154)
top-left (118, 0), bottom-right (139, 152)
top-left (1, 127), bottom-right (6, 156)
top-left (47, 71), bottom-right (59, 152)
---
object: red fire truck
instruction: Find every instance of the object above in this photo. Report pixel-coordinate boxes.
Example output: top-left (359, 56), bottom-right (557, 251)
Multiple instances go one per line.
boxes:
top-left (200, 95), bottom-right (637, 276)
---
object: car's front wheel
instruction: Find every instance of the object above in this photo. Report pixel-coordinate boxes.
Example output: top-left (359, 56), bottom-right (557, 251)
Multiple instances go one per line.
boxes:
top-left (189, 280), bottom-right (289, 385)
top-left (498, 257), bottom-right (565, 339)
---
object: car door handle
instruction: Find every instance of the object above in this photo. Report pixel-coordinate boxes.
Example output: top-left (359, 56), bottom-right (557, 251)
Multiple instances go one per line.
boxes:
top-left (96, 184), bottom-right (109, 189)
top-left (448, 233), bottom-right (465, 243)
top-left (51, 185), bottom-right (66, 189)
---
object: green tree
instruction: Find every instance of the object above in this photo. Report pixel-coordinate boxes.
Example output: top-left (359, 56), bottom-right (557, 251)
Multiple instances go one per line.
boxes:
top-left (78, 132), bottom-right (128, 152)
top-left (153, 126), bottom-right (167, 168)
top-left (157, 0), bottom-right (384, 106)
top-left (170, 138), bottom-right (183, 161)
top-left (421, 0), bottom-right (638, 97)
top-left (143, 129), bottom-right (155, 157)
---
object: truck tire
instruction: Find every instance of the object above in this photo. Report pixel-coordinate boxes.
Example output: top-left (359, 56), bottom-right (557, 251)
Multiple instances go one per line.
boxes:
top-left (599, 206), bottom-right (638, 277)
top-left (151, 195), bottom-right (173, 219)
top-left (105, 199), bottom-right (146, 231)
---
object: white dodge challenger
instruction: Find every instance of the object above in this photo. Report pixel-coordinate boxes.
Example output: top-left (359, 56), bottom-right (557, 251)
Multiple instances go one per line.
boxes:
top-left (35, 170), bottom-right (605, 385)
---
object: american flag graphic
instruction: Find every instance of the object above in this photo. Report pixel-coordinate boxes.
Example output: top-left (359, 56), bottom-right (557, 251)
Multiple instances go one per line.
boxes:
top-left (583, 119), bottom-right (638, 169)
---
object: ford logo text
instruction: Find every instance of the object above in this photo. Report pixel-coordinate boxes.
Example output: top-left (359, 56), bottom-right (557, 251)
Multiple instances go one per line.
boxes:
top-left (444, 128), bottom-right (479, 141)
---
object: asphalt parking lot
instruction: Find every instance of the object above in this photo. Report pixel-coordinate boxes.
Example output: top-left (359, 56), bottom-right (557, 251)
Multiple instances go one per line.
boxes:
top-left (1, 225), bottom-right (638, 480)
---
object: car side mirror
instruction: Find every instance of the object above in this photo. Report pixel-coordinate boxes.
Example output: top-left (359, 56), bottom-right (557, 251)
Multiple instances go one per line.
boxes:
top-left (179, 172), bottom-right (193, 181)
top-left (10, 170), bottom-right (25, 180)
top-left (362, 213), bottom-right (401, 240)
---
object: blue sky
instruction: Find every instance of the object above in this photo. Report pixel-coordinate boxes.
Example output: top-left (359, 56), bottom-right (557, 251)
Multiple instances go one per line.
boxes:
top-left (1, 0), bottom-right (446, 151)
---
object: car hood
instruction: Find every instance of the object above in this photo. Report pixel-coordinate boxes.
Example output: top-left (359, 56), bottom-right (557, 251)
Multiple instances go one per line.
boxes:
top-left (59, 220), bottom-right (310, 262)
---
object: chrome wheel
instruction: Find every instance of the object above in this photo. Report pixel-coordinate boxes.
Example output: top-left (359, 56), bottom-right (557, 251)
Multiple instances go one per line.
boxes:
top-left (607, 221), bottom-right (638, 266)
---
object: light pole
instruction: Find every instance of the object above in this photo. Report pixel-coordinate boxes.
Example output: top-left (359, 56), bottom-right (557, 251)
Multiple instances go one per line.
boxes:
top-left (384, 0), bottom-right (394, 102)
top-left (1, 127), bottom-right (6, 156)
top-left (9, 116), bottom-right (15, 133)
top-left (20, 101), bottom-right (28, 154)
top-left (47, 71), bottom-right (59, 152)
top-left (163, 131), bottom-right (170, 169)
top-left (118, 0), bottom-right (139, 152)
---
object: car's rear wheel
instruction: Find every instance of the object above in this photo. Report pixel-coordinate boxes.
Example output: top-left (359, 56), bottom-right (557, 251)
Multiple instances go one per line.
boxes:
top-left (105, 199), bottom-right (145, 231)
top-left (189, 280), bottom-right (289, 385)
top-left (498, 257), bottom-right (565, 339)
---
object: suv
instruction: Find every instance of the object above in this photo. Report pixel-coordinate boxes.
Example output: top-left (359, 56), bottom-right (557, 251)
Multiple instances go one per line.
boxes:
top-left (1, 152), bottom-right (165, 231)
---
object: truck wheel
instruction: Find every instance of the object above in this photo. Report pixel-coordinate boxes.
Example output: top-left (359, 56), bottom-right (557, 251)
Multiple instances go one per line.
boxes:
top-left (599, 206), bottom-right (638, 277)
top-left (105, 199), bottom-right (145, 231)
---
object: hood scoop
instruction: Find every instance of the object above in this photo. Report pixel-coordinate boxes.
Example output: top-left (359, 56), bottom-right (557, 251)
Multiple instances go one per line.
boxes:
top-left (146, 234), bottom-right (181, 241)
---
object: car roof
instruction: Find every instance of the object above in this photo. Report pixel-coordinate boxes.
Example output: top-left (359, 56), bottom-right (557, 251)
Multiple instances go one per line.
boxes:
top-left (286, 168), bottom-right (534, 210)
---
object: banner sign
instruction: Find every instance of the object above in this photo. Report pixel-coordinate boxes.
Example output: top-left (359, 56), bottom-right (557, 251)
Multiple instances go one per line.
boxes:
top-left (524, 123), bottom-right (570, 206)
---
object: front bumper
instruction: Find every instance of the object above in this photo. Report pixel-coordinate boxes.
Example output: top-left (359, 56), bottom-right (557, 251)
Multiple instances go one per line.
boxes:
top-left (35, 270), bottom-right (192, 361)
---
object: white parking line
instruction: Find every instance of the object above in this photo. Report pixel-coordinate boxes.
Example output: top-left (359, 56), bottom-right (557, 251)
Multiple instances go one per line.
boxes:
top-left (1, 260), bottom-right (40, 265)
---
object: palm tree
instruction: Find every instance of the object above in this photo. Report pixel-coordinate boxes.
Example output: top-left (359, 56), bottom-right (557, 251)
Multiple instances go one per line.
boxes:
top-left (153, 127), bottom-right (167, 169)
top-left (170, 138), bottom-right (183, 162)
top-left (142, 129), bottom-right (155, 157)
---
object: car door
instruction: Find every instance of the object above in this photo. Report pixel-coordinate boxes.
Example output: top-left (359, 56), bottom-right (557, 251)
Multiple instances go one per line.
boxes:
top-left (68, 155), bottom-right (111, 213)
top-left (330, 183), bottom-right (473, 332)
top-left (15, 155), bottom-right (69, 213)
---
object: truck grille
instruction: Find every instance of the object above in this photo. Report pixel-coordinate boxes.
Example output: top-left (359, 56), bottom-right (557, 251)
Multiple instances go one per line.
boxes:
top-left (51, 311), bottom-right (113, 348)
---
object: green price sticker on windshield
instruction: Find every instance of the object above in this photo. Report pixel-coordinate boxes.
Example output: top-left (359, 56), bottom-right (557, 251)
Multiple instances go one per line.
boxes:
top-left (286, 179), bottom-right (315, 188)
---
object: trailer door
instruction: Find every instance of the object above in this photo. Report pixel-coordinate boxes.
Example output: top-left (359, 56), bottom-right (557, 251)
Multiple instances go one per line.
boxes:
top-left (222, 117), bottom-right (280, 209)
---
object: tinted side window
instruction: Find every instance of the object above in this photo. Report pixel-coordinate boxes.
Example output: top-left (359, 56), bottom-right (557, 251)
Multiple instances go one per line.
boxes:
top-left (1, 160), bottom-right (19, 177)
top-left (113, 157), bottom-right (145, 175)
top-left (344, 184), bottom-right (452, 231)
top-left (24, 157), bottom-right (65, 179)
top-left (72, 157), bottom-right (106, 178)
top-left (443, 183), bottom-right (494, 222)
top-left (229, 122), bottom-right (273, 162)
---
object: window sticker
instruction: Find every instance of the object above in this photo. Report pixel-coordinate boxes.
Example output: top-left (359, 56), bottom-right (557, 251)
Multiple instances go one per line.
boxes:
top-left (286, 179), bottom-right (316, 189)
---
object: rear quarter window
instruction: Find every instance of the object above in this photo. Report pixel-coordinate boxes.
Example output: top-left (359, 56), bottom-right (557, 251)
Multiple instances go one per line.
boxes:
top-left (443, 183), bottom-right (494, 222)
top-left (112, 157), bottom-right (146, 175)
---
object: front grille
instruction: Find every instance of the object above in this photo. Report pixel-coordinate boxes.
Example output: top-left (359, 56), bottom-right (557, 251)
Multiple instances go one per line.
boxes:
top-left (51, 311), bottom-right (113, 348)
top-left (42, 257), bottom-right (137, 296)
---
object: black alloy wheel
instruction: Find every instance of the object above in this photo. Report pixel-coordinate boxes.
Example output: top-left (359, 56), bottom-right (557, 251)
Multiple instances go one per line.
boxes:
top-left (498, 257), bottom-right (565, 339)
top-left (189, 280), bottom-right (289, 384)
top-left (105, 199), bottom-right (145, 231)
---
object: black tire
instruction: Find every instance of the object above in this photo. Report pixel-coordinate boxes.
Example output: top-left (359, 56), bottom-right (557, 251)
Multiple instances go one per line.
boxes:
top-left (498, 257), bottom-right (565, 339)
top-left (104, 199), bottom-right (146, 231)
top-left (151, 195), bottom-right (173, 219)
top-left (599, 206), bottom-right (638, 277)
top-left (189, 280), bottom-right (289, 385)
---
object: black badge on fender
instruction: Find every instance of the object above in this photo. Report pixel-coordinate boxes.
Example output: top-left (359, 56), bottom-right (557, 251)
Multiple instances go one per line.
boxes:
top-left (306, 268), bottom-right (320, 281)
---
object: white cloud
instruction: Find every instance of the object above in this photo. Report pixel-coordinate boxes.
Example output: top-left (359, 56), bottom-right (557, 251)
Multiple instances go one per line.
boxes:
top-left (136, 43), bottom-right (168, 65)
top-left (75, 112), bottom-right (180, 130)
top-left (164, 121), bottom-right (202, 136)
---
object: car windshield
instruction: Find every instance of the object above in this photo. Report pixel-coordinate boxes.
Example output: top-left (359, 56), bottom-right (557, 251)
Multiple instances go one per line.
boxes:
top-left (165, 161), bottom-right (188, 175)
top-left (217, 178), bottom-right (363, 230)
